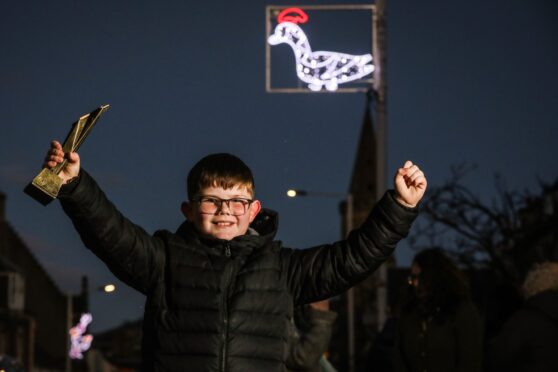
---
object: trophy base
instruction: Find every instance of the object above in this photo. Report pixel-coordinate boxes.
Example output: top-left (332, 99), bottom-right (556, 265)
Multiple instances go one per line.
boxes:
top-left (24, 168), bottom-right (64, 206)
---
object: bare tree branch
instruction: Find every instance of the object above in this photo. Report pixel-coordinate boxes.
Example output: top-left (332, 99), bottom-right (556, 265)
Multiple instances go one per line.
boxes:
top-left (409, 165), bottom-right (557, 287)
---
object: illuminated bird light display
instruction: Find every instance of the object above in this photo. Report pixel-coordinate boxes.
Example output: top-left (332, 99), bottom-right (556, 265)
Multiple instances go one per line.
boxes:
top-left (268, 8), bottom-right (374, 92)
top-left (69, 313), bottom-right (94, 359)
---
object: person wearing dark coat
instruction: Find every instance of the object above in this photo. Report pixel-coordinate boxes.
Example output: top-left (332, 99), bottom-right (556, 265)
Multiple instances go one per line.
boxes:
top-left (286, 300), bottom-right (337, 372)
top-left (487, 262), bottom-right (558, 372)
top-left (393, 248), bottom-right (483, 372)
top-left (43, 141), bottom-right (427, 372)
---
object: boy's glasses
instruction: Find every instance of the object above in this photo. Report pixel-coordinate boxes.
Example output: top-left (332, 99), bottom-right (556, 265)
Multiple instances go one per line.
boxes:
top-left (193, 196), bottom-right (254, 216)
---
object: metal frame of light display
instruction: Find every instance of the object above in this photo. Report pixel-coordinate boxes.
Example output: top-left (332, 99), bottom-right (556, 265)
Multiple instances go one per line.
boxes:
top-left (265, 4), bottom-right (377, 93)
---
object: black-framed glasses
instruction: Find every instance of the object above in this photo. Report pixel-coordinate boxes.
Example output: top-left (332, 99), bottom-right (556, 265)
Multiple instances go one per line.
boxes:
top-left (193, 196), bottom-right (254, 216)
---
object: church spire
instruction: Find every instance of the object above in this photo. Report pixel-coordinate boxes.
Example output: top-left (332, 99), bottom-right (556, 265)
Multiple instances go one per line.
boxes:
top-left (349, 93), bottom-right (378, 226)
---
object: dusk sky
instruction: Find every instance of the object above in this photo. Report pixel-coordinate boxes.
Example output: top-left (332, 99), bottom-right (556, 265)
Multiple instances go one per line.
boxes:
top-left (2, 0), bottom-right (557, 332)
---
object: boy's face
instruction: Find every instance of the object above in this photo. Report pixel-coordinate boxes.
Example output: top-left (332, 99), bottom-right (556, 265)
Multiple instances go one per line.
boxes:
top-left (181, 185), bottom-right (261, 241)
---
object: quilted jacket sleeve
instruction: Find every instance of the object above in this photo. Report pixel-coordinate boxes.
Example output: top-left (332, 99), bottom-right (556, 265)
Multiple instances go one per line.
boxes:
top-left (283, 190), bottom-right (418, 305)
top-left (58, 169), bottom-right (165, 295)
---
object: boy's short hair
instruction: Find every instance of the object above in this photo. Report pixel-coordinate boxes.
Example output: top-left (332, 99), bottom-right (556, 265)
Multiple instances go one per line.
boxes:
top-left (187, 153), bottom-right (255, 200)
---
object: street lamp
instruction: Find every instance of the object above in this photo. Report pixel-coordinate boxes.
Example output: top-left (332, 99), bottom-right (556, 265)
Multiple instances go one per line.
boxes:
top-left (286, 189), bottom-right (355, 372)
top-left (100, 284), bottom-right (116, 294)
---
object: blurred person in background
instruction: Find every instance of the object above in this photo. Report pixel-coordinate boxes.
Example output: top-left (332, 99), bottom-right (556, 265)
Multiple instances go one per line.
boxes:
top-left (487, 261), bottom-right (558, 372)
top-left (286, 300), bottom-right (337, 372)
top-left (393, 248), bottom-right (483, 372)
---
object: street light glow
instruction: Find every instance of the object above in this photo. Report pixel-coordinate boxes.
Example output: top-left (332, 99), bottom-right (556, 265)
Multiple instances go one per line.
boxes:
top-left (103, 284), bottom-right (116, 293)
top-left (287, 189), bottom-right (298, 197)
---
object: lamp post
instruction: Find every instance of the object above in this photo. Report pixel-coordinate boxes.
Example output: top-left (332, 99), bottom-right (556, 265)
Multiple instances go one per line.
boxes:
top-left (66, 280), bottom-right (116, 371)
top-left (287, 189), bottom-right (355, 372)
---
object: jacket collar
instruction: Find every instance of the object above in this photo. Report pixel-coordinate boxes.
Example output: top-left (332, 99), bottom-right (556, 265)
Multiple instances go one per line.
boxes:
top-left (175, 208), bottom-right (278, 258)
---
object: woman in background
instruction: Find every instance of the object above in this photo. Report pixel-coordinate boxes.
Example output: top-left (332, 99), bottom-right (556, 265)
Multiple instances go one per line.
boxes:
top-left (394, 248), bottom-right (483, 372)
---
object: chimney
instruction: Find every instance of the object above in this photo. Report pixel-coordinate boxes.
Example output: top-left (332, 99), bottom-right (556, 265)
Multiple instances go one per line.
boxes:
top-left (81, 275), bottom-right (90, 312)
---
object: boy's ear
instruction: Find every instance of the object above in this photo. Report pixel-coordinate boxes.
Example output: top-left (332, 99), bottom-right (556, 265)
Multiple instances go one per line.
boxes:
top-left (248, 200), bottom-right (262, 222)
top-left (181, 201), bottom-right (193, 220)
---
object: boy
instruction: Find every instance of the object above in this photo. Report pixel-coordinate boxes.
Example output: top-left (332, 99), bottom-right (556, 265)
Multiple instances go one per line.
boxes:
top-left (44, 140), bottom-right (426, 372)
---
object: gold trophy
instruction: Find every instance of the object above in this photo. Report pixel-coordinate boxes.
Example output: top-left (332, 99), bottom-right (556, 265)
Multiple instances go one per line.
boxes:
top-left (24, 104), bottom-right (110, 205)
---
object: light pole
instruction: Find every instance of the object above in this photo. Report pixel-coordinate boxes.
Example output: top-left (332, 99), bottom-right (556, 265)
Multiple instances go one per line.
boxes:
top-left (66, 281), bottom-right (116, 371)
top-left (287, 189), bottom-right (355, 372)
top-left (374, 0), bottom-right (389, 335)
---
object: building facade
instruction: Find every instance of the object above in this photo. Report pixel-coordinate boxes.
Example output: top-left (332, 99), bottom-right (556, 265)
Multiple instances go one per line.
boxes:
top-left (0, 192), bottom-right (86, 371)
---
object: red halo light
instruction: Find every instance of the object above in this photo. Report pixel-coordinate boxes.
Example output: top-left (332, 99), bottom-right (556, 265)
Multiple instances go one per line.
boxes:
top-left (277, 7), bottom-right (309, 24)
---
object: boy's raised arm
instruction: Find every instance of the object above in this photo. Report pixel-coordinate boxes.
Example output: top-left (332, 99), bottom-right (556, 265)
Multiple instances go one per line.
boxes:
top-left (44, 141), bottom-right (165, 295)
top-left (284, 161), bottom-right (426, 304)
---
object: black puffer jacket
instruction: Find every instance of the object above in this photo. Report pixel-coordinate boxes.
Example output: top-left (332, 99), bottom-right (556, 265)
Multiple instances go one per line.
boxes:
top-left (59, 170), bottom-right (418, 372)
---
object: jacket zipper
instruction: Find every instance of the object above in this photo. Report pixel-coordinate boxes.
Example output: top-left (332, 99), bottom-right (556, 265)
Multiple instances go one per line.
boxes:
top-left (221, 243), bottom-right (233, 372)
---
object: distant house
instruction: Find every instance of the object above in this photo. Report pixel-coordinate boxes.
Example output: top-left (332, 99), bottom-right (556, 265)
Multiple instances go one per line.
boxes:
top-left (0, 192), bottom-right (87, 371)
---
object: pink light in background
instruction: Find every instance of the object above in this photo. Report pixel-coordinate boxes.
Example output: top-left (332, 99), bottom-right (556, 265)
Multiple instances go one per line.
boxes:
top-left (69, 313), bottom-right (94, 359)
